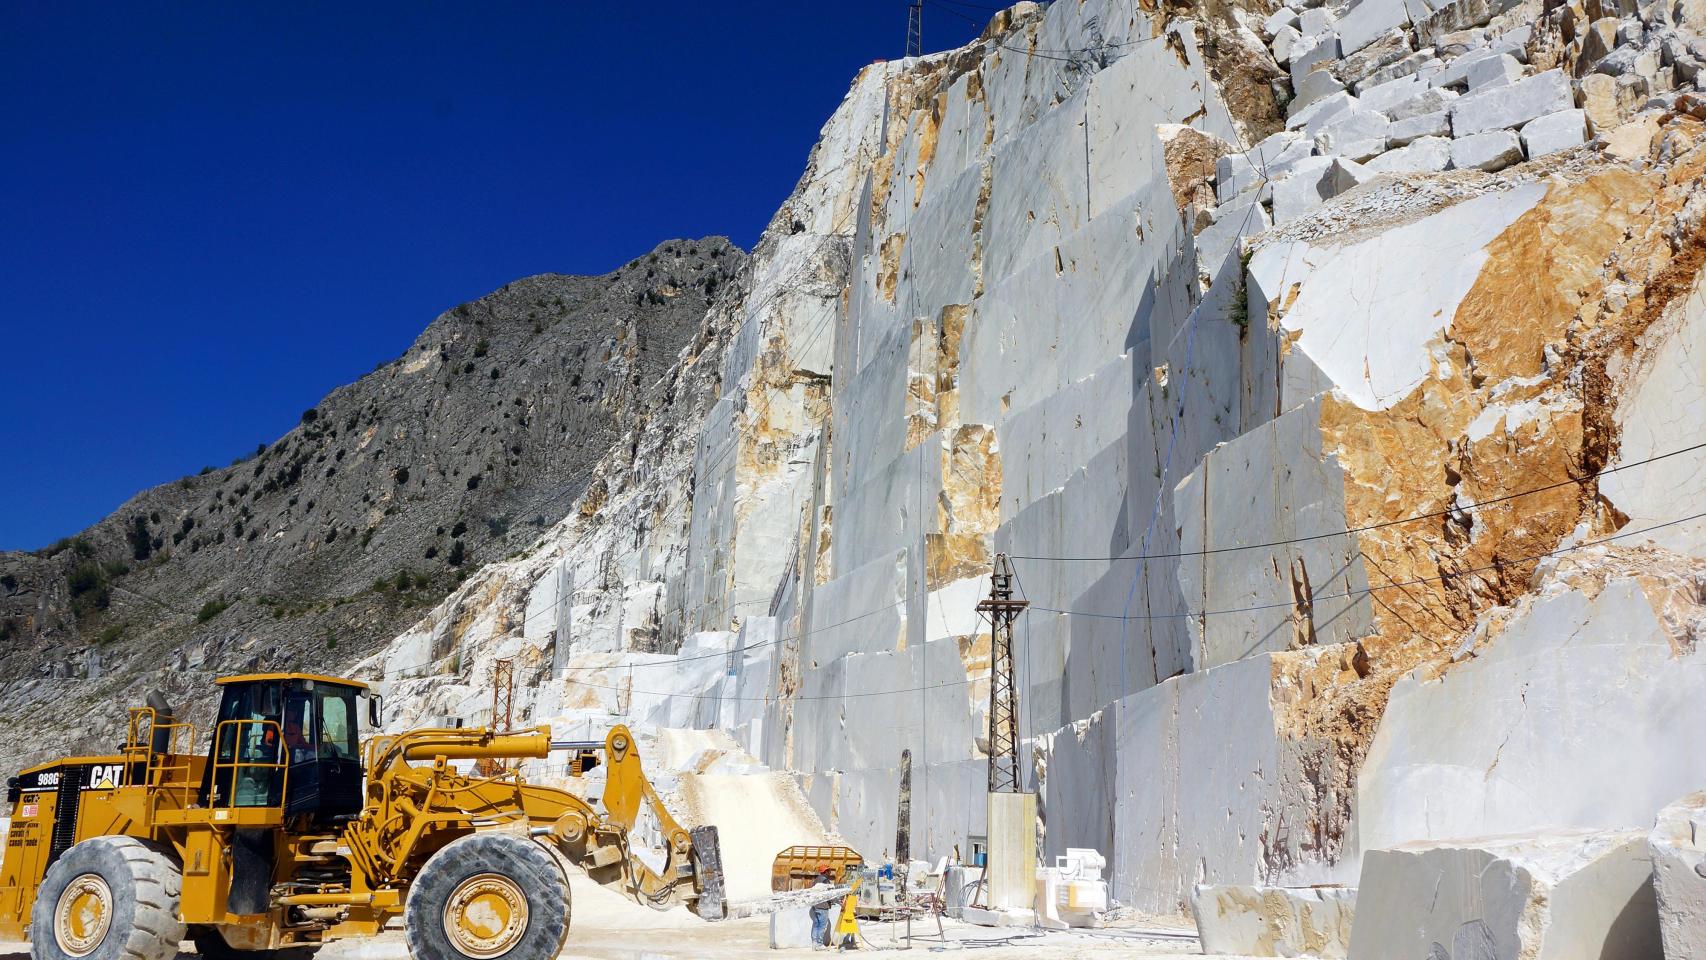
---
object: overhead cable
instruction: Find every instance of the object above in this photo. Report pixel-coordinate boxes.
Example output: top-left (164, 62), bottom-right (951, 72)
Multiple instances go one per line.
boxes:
top-left (558, 510), bottom-right (1706, 701)
top-left (1012, 441), bottom-right (1706, 563)
top-left (1029, 509), bottom-right (1706, 622)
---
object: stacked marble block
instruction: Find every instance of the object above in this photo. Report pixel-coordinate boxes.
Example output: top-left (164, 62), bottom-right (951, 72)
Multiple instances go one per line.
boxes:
top-left (1223, 0), bottom-right (1706, 223)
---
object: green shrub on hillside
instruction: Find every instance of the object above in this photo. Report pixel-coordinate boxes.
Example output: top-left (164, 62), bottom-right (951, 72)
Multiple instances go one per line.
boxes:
top-left (196, 598), bottom-right (231, 623)
top-left (127, 515), bottom-right (153, 561)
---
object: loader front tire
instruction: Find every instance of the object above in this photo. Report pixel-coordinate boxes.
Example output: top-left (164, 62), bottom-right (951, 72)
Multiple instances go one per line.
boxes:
top-left (30, 836), bottom-right (185, 960)
top-left (404, 834), bottom-right (570, 960)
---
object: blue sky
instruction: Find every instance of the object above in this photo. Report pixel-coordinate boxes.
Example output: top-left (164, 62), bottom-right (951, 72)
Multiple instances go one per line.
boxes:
top-left (0, 3), bottom-right (988, 550)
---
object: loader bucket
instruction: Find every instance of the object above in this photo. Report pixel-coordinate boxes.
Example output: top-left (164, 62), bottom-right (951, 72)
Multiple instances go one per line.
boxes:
top-left (689, 824), bottom-right (727, 920)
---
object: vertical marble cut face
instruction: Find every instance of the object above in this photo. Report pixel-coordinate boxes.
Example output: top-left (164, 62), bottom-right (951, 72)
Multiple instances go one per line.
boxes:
top-left (1600, 271), bottom-right (1706, 555)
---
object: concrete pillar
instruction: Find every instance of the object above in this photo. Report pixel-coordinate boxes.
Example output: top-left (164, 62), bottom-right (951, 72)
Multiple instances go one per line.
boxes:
top-left (987, 792), bottom-right (1038, 910)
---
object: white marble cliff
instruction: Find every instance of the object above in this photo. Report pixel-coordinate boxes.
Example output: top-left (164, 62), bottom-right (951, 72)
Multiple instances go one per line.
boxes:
top-left (356, 0), bottom-right (1706, 951)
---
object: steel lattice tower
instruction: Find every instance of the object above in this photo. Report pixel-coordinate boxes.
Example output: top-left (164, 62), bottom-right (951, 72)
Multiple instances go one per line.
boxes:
top-left (491, 657), bottom-right (515, 732)
top-left (476, 658), bottom-right (517, 777)
top-left (977, 554), bottom-right (1028, 793)
top-left (906, 1), bottom-right (923, 58)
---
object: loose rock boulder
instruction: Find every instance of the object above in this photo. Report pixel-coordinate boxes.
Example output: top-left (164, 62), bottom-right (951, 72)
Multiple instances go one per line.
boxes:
top-left (1347, 831), bottom-right (1662, 960)
top-left (1192, 884), bottom-right (1355, 958)
top-left (1650, 792), bottom-right (1706, 959)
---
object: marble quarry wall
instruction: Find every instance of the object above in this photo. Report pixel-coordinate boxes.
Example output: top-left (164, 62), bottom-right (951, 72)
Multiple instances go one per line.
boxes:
top-left (355, 0), bottom-right (1706, 923)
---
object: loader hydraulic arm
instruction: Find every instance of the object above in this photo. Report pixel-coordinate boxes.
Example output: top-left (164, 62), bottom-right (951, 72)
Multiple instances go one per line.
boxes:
top-left (348, 724), bottom-right (723, 917)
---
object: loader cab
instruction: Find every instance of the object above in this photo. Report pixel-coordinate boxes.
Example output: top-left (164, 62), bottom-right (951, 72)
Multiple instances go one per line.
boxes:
top-left (205, 674), bottom-right (367, 823)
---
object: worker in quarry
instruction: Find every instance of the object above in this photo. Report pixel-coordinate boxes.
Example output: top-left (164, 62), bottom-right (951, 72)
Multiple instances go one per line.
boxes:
top-left (809, 865), bottom-right (836, 947)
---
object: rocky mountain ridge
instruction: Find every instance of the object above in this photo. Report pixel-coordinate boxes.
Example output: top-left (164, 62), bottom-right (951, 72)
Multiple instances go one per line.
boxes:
top-left (0, 236), bottom-right (743, 768)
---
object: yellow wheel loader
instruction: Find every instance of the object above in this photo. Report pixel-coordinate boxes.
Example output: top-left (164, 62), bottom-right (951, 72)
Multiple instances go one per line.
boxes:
top-left (0, 673), bottom-right (726, 960)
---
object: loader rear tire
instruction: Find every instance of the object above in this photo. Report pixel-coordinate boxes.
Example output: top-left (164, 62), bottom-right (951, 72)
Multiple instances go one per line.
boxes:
top-left (404, 834), bottom-right (570, 960)
top-left (30, 836), bottom-right (186, 960)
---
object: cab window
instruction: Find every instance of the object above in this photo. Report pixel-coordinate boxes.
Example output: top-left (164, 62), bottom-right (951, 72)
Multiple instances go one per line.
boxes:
top-left (283, 692), bottom-right (315, 764)
top-left (316, 686), bottom-right (359, 761)
top-left (211, 682), bottom-right (285, 807)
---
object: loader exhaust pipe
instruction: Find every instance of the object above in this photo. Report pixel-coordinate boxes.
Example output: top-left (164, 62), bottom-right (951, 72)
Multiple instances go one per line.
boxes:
top-left (145, 690), bottom-right (175, 755)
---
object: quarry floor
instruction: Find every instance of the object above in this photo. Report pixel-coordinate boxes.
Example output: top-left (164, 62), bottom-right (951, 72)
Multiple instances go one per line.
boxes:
top-left (0, 872), bottom-right (1230, 960)
top-left (518, 873), bottom-right (1216, 958)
